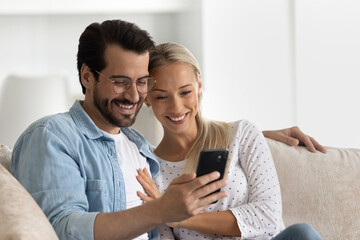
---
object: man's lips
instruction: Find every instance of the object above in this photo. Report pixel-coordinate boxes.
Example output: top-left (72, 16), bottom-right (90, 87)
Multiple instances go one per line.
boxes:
top-left (113, 102), bottom-right (136, 115)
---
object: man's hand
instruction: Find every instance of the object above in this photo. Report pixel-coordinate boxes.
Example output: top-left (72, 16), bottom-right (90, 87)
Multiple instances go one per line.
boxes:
top-left (263, 126), bottom-right (327, 153)
top-left (154, 171), bottom-right (227, 223)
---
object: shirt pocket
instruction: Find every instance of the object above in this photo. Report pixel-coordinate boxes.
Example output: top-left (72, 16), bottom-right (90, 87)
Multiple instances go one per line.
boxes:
top-left (86, 179), bottom-right (109, 212)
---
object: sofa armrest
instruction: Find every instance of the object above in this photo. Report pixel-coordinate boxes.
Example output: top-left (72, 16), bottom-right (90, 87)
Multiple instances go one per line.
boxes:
top-left (0, 164), bottom-right (59, 239)
top-left (0, 144), bottom-right (12, 171)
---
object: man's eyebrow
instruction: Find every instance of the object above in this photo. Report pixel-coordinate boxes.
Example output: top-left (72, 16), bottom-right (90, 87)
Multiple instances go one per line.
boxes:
top-left (110, 74), bottom-right (151, 79)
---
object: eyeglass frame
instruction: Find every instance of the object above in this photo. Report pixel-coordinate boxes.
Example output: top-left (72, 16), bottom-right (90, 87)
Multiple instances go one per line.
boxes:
top-left (94, 70), bottom-right (156, 94)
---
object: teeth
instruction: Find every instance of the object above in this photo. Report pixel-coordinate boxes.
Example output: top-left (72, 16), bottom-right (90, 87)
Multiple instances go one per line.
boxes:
top-left (119, 104), bottom-right (133, 109)
top-left (169, 115), bottom-right (185, 122)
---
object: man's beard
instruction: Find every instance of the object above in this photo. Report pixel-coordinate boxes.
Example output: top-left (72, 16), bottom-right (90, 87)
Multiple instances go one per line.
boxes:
top-left (93, 90), bottom-right (143, 128)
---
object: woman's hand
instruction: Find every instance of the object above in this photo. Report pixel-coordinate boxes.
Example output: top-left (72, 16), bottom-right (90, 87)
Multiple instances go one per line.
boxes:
top-left (136, 168), bottom-right (162, 202)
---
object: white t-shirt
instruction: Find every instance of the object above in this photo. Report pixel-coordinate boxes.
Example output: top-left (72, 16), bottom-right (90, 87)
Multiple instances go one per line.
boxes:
top-left (154, 120), bottom-right (285, 240)
top-left (109, 131), bottom-right (150, 240)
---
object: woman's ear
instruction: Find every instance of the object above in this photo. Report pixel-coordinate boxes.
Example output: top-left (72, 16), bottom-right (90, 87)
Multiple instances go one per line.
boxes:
top-left (197, 73), bottom-right (202, 94)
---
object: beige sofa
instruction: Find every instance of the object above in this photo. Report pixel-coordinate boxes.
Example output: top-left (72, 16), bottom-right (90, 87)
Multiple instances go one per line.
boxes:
top-left (1, 140), bottom-right (359, 239)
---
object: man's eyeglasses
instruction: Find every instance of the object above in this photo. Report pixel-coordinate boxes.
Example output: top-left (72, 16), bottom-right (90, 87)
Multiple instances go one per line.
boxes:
top-left (95, 70), bottom-right (156, 94)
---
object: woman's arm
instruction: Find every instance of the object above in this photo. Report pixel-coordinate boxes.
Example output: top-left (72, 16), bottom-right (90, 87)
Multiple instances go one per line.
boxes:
top-left (170, 210), bottom-right (241, 237)
top-left (229, 121), bottom-right (284, 238)
top-left (137, 169), bottom-right (241, 237)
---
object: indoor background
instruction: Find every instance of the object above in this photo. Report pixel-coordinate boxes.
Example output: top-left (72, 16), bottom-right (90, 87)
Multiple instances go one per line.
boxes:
top-left (0, 0), bottom-right (359, 148)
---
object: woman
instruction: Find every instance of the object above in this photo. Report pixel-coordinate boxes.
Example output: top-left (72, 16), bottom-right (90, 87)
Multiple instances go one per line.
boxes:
top-left (137, 42), bottom-right (322, 239)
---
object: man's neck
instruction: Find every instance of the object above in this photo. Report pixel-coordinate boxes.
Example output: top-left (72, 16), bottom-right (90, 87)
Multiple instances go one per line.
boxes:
top-left (81, 100), bottom-right (121, 134)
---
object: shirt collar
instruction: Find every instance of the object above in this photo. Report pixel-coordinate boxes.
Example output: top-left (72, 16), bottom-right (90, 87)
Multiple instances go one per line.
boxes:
top-left (70, 100), bottom-right (159, 176)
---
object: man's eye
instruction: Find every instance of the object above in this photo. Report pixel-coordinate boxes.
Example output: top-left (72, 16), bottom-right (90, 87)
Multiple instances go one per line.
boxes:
top-left (137, 79), bottom-right (147, 86)
top-left (113, 78), bottom-right (129, 85)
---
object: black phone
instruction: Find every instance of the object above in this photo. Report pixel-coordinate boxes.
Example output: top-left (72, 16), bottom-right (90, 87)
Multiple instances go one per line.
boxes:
top-left (196, 148), bottom-right (229, 203)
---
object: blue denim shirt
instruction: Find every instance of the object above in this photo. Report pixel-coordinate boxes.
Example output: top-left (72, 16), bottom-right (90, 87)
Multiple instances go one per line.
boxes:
top-left (11, 100), bottom-right (160, 240)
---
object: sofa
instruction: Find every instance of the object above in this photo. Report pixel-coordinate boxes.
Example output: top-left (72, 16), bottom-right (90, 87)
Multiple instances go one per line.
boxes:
top-left (1, 138), bottom-right (359, 239)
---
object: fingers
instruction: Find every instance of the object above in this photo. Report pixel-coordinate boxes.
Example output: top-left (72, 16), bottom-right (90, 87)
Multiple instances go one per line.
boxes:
top-left (170, 173), bottom-right (197, 185)
top-left (291, 127), bottom-right (320, 153)
top-left (157, 172), bottom-right (228, 223)
top-left (263, 130), bottom-right (299, 146)
top-left (310, 136), bottom-right (327, 153)
top-left (169, 171), bottom-right (227, 204)
top-left (297, 134), bottom-right (317, 153)
top-left (136, 169), bottom-right (151, 189)
top-left (187, 171), bottom-right (222, 192)
top-left (136, 168), bottom-right (162, 198)
top-left (281, 135), bottom-right (300, 147)
top-left (136, 191), bottom-right (154, 202)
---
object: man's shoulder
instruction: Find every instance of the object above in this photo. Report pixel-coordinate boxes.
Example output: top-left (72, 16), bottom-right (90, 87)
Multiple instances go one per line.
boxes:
top-left (14, 111), bottom-right (80, 147)
top-left (26, 111), bottom-right (75, 134)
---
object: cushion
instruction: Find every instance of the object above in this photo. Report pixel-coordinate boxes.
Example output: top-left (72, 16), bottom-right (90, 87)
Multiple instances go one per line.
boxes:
top-left (0, 146), bottom-right (58, 239)
top-left (0, 144), bottom-right (12, 171)
top-left (267, 138), bottom-right (360, 240)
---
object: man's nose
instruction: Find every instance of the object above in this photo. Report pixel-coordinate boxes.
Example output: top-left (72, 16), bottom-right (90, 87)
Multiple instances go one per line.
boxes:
top-left (123, 82), bottom-right (140, 103)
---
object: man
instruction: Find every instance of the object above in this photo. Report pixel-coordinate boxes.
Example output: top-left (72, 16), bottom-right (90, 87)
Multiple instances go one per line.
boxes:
top-left (11, 19), bottom-right (325, 240)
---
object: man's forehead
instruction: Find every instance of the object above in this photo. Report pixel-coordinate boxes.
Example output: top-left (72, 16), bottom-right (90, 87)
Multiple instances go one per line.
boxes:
top-left (104, 44), bottom-right (149, 73)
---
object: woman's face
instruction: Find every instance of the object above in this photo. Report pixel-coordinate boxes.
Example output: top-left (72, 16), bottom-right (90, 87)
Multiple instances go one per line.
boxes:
top-left (147, 62), bottom-right (201, 136)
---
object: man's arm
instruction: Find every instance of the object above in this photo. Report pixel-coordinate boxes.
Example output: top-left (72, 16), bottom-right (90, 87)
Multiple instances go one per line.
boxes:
top-left (94, 172), bottom-right (227, 240)
top-left (262, 126), bottom-right (327, 153)
top-left (12, 124), bottom-right (226, 240)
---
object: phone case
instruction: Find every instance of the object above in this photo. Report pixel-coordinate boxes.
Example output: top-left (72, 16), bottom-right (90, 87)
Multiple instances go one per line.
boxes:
top-left (196, 148), bottom-right (229, 203)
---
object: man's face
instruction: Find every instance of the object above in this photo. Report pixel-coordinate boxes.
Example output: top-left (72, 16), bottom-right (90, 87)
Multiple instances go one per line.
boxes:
top-left (83, 45), bottom-right (149, 133)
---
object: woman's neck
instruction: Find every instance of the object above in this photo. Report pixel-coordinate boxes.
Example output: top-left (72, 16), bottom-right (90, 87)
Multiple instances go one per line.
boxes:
top-left (155, 127), bottom-right (198, 162)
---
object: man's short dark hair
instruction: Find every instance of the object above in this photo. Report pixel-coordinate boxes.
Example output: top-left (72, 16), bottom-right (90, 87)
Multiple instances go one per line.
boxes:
top-left (77, 19), bottom-right (155, 94)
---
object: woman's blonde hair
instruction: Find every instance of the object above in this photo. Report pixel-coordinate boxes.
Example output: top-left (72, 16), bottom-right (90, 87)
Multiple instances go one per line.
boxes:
top-left (149, 42), bottom-right (230, 173)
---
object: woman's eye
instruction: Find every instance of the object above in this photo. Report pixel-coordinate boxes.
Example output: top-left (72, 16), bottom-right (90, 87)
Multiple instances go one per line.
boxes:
top-left (156, 96), bottom-right (167, 100)
top-left (181, 90), bottom-right (192, 96)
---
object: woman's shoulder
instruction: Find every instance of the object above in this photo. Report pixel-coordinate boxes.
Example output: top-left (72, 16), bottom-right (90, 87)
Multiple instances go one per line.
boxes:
top-left (227, 119), bottom-right (256, 130)
top-left (226, 119), bottom-right (264, 140)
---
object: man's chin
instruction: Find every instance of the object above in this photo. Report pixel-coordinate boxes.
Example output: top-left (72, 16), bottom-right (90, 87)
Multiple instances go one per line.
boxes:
top-left (114, 114), bottom-right (137, 128)
top-left (118, 118), bottom-right (136, 127)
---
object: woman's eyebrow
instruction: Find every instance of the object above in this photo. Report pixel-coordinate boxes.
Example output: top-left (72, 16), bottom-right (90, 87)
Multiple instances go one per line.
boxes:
top-left (151, 83), bottom-right (194, 92)
top-left (179, 84), bottom-right (193, 89)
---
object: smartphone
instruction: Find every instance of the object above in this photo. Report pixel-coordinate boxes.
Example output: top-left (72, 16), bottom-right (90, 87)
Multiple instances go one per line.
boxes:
top-left (196, 148), bottom-right (229, 203)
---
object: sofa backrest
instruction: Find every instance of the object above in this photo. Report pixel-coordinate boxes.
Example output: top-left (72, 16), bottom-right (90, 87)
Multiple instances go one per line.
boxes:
top-left (267, 138), bottom-right (360, 240)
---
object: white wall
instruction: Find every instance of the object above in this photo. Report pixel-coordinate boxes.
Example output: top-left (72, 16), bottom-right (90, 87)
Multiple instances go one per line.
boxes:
top-left (201, 0), bottom-right (360, 148)
top-left (295, 0), bottom-right (360, 148)
top-left (201, 0), bottom-right (295, 130)
top-left (0, 11), bottom-right (190, 147)
top-left (0, 0), bottom-right (359, 148)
